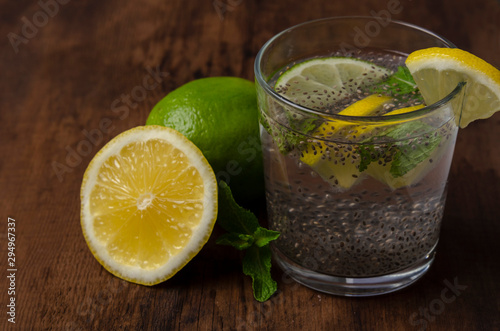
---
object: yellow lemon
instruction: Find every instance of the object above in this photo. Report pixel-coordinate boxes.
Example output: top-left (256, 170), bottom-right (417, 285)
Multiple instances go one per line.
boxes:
top-left (80, 126), bottom-right (217, 285)
top-left (406, 47), bottom-right (500, 127)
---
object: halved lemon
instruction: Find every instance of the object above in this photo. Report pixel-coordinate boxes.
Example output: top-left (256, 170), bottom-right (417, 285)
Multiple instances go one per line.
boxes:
top-left (80, 125), bottom-right (218, 285)
top-left (406, 47), bottom-right (500, 128)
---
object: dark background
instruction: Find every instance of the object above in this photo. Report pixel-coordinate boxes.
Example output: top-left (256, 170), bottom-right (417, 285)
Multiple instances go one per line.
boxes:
top-left (1, 0), bottom-right (499, 330)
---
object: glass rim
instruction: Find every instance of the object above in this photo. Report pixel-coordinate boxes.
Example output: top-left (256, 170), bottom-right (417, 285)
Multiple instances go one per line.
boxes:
top-left (254, 16), bottom-right (463, 123)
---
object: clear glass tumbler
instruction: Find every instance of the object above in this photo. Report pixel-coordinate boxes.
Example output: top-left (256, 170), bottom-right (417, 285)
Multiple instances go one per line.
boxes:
top-left (254, 17), bottom-right (465, 296)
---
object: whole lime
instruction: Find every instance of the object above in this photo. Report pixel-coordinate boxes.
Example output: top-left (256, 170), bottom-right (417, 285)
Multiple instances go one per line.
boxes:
top-left (146, 77), bottom-right (263, 203)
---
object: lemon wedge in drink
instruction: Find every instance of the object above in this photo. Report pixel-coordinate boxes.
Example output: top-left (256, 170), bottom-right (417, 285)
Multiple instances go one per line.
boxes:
top-left (406, 47), bottom-right (500, 127)
top-left (274, 57), bottom-right (391, 189)
top-left (80, 126), bottom-right (217, 285)
top-left (362, 104), bottom-right (449, 190)
top-left (299, 94), bottom-right (392, 189)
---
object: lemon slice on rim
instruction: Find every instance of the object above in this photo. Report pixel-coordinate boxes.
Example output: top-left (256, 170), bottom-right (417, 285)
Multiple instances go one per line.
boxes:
top-left (406, 47), bottom-right (500, 128)
top-left (80, 125), bottom-right (217, 285)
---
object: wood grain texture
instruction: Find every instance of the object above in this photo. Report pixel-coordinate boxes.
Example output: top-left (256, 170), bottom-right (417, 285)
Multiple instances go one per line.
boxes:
top-left (1, 0), bottom-right (499, 330)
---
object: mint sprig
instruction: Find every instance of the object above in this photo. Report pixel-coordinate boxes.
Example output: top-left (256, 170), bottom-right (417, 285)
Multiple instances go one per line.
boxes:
top-left (357, 121), bottom-right (441, 177)
top-left (216, 181), bottom-right (280, 302)
top-left (356, 65), bottom-right (440, 177)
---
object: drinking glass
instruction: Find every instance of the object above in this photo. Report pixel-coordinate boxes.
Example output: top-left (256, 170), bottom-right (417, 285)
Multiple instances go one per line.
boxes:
top-left (254, 17), bottom-right (465, 296)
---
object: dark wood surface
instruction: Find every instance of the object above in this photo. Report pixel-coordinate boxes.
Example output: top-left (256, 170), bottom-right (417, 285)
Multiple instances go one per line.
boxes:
top-left (1, 0), bottom-right (499, 330)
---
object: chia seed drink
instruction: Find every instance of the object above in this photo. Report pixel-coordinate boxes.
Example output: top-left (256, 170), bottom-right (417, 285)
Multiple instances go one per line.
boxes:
top-left (261, 120), bottom-right (457, 277)
top-left (255, 17), bottom-right (465, 296)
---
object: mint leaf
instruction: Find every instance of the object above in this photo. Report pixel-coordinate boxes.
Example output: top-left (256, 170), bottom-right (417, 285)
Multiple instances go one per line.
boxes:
top-left (216, 181), bottom-right (280, 301)
top-left (216, 233), bottom-right (254, 250)
top-left (253, 227), bottom-right (280, 247)
top-left (217, 181), bottom-right (259, 235)
top-left (384, 122), bottom-right (441, 177)
top-left (260, 112), bottom-right (318, 155)
top-left (356, 121), bottom-right (441, 178)
top-left (370, 66), bottom-right (422, 99)
top-left (278, 116), bottom-right (317, 154)
top-left (358, 143), bottom-right (386, 172)
top-left (243, 245), bottom-right (277, 302)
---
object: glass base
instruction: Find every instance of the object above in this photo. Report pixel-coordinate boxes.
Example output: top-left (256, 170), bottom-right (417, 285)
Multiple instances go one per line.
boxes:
top-left (272, 245), bottom-right (436, 297)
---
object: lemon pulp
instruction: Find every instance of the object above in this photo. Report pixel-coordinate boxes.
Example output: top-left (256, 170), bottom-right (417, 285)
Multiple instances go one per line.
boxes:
top-left (81, 126), bottom-right (217, 285)
top-left (406, 47), bottom-right (500, 127)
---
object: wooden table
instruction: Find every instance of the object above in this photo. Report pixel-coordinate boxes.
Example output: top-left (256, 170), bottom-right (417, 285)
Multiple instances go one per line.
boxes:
top-left (1, 0), bottom-right (499, 330)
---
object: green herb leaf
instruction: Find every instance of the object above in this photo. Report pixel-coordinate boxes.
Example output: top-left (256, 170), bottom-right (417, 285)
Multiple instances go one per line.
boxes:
top-left (370, 66), bottom-right (422, 98)
top-left (279, 116), bottom-right (317, 154)
top-left (253, 227), bottom-right (280, 247)
top-left (358, 144), bottom-right (381, 172)
top-left (357, 121), bottom-right (441, 177)
top-left (242, 245), bottom-right (277, 302)
top-left (216, 181), bottom-right (259, 235)
top-left (384, 122), bottom-right (441, 177)
top-left (216, 181), bottom-right (280, 301)
top-left (216, 233), bottom-right (254, 250)
top-left (260, 111), bottom-right (318, 155)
